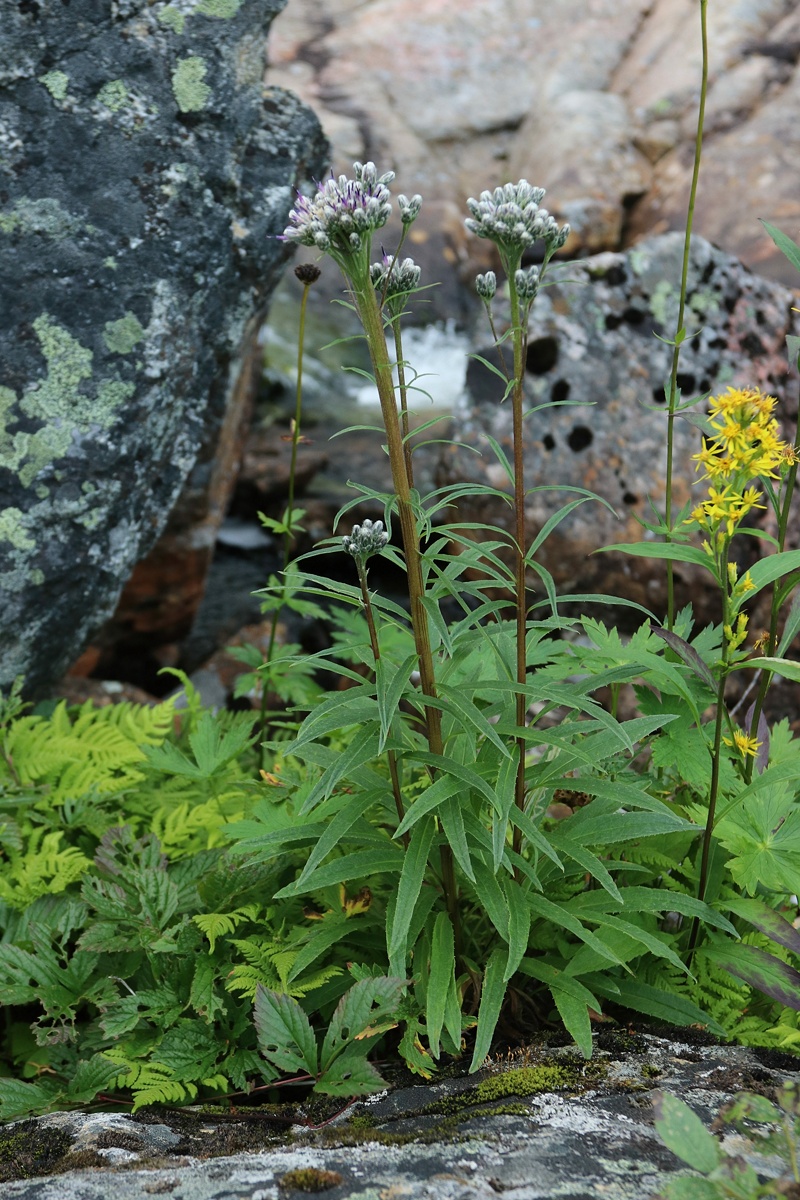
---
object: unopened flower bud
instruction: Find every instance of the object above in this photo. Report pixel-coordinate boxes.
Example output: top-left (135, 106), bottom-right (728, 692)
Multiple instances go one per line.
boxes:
top-left (475, 271), bottom-right (497, 301)
top-left (514, 266), bottom-right (539, 301)
top-left (342, 518), bottom-right (389, 561)
top-left (398, 193), bottom-right (423, 225)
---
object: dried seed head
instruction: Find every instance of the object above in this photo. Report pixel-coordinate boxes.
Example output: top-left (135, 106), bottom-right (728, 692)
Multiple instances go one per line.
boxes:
top-left (294, 263), bottom-right (322, 285)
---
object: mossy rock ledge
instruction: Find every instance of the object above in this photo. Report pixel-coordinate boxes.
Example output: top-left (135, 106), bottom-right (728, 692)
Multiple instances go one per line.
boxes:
top-left (1, 1031), bottom-right (799, 1198)
top-left (0, 0), bottom-right (327, 695)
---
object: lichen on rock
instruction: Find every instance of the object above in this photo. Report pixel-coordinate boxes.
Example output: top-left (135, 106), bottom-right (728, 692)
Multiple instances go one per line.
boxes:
top-left (0, 0), bottom-right (328, 694)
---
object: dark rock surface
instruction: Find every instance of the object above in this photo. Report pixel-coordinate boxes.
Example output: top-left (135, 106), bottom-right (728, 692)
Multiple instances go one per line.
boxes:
top-left (0, 0), bottom-right (327, 696)
top-left (438, 232), bottom-right (800, 624)
top-left (2, 1032), bottom-right (798, 1198)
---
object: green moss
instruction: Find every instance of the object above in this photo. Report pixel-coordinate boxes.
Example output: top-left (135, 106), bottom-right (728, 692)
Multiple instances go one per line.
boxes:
top-left (197, 0), bottom-right (242, 15)
top-left (172, 57), bottom-right (211, 112)
top-left (0, 508), bottom-right (34, 551)
top-left (97, 79), bottom-right (129, 112)
top-left (103, 312), bottom-right (145, 355)
top-left (159, 5), bottom-right (187, 32)
top-left (39, 71), bottom-right (69, 101)
top-left (278, 1167), bottom-right (343, 1192)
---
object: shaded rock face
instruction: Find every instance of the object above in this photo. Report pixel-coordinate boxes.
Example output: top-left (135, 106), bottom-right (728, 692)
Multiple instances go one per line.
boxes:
top-left (438, 233), bottom-right (800, 622)
top-left (267, 0), bottom-right (800, 290)
top-left (0, 0), bottom-right (328, 695)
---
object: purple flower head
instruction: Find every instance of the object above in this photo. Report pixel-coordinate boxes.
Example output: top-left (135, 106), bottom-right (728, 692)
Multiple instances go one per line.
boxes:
top-left (283, 162), bottom-right (395, 266)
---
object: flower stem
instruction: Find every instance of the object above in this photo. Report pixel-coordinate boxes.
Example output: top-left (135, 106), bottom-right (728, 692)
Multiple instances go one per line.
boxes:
top-left (688, 540), bottom-right (731, 954)
top-left (354, 557), bottom-right (409, 844)
top-left (665, 0), bottom-right (708, 630)
top-left (743, 394), bottom-right (800, 784)
top-left (507, 271), bottom-right (529, 867)
top-left (390, 317), bottom-right (415, 489)
top-left (351, 273), bottom-right (461, 957)
top-left (258, 276), bottom-right (313, 771)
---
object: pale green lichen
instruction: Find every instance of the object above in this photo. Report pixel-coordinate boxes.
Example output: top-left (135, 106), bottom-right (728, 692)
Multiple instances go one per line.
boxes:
top-left (104, 257), bottom-right (118, 270)
top-left (0, 198), bottom-right (83, 239)
top-left (171, 57), bottom-right (211, 112)
top-left (39, 71), bottom-right (69, 102)
top-left (159, 5), bottom-right (187, 33)
top-left (0, 509), bottom-right (34, 551)
top-left (196, 0), bottom-right (242, 16)
top-left (1, 316), bottom-right (138, 489)
top-left (97, 80), bottom-right (129, 112)
top-left (103, 312), bottom-right (145, 355)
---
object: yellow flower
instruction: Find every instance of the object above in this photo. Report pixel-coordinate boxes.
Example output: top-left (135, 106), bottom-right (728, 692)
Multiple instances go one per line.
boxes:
top-left (723, 729), bottom-right (761, 758)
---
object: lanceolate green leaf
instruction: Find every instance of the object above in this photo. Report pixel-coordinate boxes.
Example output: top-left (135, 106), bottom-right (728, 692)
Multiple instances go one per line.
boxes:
top-left (729, 549), bottom-right (800, 612)
top-left (698, 941), bottom-right (800, 1011)
top-left (589, 976), bottom-right (726, 1036)
top-left (375, 653), bottom-right (419, 752)
top-left (275, 846), bottom-right (404, 898)
top-left (725, 896), bottom-right (800, 956)
top-left (427, 911), bottom-right (455, 1058)
top-left (599, 541), bottom-right (713, 568)
top-left (761, 219), bottom-right (800, 275)
top-left (388, 817), bottom-right (437, 960)
top-left (653, 1091), bottom-right (721, 1174)
top-left (469, 947), bottom-right (508, 1072)
top-left (300, 728), bottom-right (381, 814)
top-left (294, 794), bottom-right (374, 890)
top-left (551, 989), bottom-right (593, 1060)
top-left (439, 796), bottom-right (474, 882)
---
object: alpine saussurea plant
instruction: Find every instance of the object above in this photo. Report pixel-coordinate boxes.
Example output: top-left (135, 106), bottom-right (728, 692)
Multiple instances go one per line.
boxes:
top-left (3, 7), bottom-right (800, 1121)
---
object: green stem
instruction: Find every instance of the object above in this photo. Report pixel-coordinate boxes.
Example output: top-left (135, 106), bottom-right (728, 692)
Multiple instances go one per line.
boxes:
top-left (351, 273), bottom-right (461, 957)
top-left (688, 540), bottom-right (731, 954)
top-left (743, 394), bottom-right (800, 784)
top-left (665, 0), bottom-right (708, 630)
top-left (354, 557), bottom-right (409, 845)
top-left (258, 279), bottom-right (312, 771)
top-left (391, 317), bottom-right (414, 489)
top-left (507, 272), bottom-right (529, 868)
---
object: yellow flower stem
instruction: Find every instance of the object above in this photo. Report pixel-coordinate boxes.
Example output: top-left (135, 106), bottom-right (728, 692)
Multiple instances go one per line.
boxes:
top-left (665, 0), bottom-right (708, 630)
top-left (507, 270), bottom-right (529, 873)
top-left (688, 536), bottom-right (731, 955)
top-left (258, 277), bottom-right (313, 771)
top-left (743, 411), bottom-right (800, 785)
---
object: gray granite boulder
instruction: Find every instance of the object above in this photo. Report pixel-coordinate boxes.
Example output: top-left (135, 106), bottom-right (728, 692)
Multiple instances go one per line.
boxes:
top-left (438, 233), bottom-right (800, 623)
top-left (0, 0), bottom-right (327, 695)
top-left (2, 1032), bottom-right (798, 1198)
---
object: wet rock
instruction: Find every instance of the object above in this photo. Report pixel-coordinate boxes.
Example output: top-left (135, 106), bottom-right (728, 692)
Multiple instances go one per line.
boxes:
top-left (2, 1032), bottom-right (798, 1198)
top-left (438, 233), bottom-right (800, 621)
top-left (0, 0), bottom-right (328, 696)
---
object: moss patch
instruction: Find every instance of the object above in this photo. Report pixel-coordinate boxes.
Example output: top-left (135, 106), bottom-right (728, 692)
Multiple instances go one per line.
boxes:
top-left (0, 1122), bottom-right (77, 1182)
top-left (279, 1167), bottom-right (343, 1192)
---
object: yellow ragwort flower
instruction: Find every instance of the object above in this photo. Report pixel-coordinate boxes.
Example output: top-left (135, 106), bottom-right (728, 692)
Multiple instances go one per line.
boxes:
top-left (723, 729), bottom-right (761, 758)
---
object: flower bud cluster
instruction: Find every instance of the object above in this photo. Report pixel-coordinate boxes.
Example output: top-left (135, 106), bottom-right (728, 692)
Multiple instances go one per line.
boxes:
top-left (370, 254), bottom-right (421, 298)
top-left (465, 181), bottom-right (569, 263)
top-left (398, 194), bottom-right (422, 225)
top-left (514, 265), bottom-right (540, 302)
top-left (475, 271), bottom-right (496, 301)
top-left (283, 162), bottom-right (395, 263)
top-left (342, 518), bottom-right (389, 561)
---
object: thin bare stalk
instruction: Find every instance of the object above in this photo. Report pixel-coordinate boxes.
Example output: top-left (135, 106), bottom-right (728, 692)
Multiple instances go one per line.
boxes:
top-left (258, 270), bottom-right (316, 771)
top-left (665, 0), bottom-right (708, 629)
top-left (353, 555), bottom-right (408, 844)
top-left (390, 318), bottom-right (414, 489)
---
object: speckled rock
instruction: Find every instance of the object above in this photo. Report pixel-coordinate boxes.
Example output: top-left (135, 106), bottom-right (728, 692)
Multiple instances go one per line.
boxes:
top-left (438, 233), bottom-right (800, 621)
top-left (2, 1032), bottom-right (798, 1198)
top-left (0, 0), bottom-right (327, 695)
